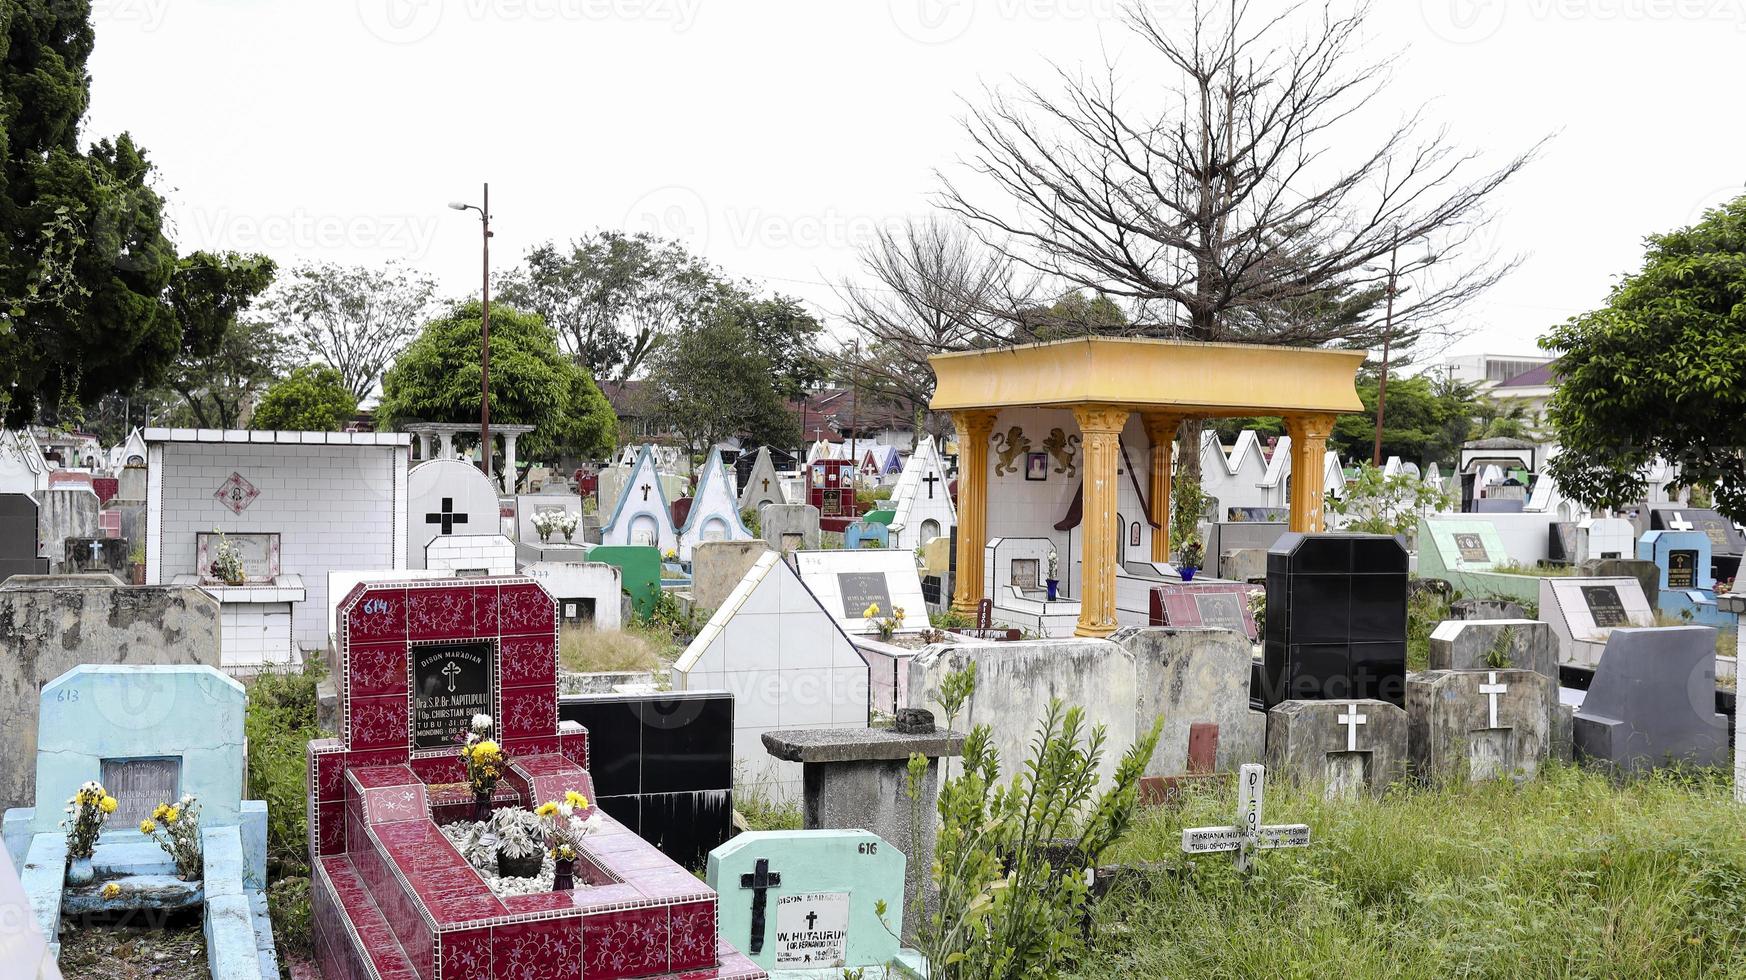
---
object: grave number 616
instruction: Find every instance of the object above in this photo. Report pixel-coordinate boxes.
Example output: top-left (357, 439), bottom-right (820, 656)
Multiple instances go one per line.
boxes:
top-left (858, 842), bottom-right (878, 855)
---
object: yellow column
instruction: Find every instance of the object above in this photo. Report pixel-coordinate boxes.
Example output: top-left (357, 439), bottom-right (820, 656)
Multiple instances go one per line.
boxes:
top-left (1072, 404), bottom-right (1130, 638)
top-left (1142, 413), bottom-right (1185, 562)
top-left (950, 410), bottom-right (1000, 615)
top-left (1285, 413), bottom-right (1337, 533)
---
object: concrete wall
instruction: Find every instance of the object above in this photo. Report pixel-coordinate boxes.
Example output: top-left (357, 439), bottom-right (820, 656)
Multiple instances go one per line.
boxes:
top-left (148, 437), bottom-right (406, 650)
top-left (0, 579), bottom-right (221, 809)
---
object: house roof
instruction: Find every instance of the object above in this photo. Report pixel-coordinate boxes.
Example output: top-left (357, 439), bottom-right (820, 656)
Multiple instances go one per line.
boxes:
top-left (1495, 361), bottom-right (1560, 388)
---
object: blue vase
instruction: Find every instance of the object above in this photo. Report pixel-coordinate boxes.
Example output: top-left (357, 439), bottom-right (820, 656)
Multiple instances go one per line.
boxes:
top-left (67, 856), bottom-right (94, 885)
top-left (1046, 579), bottom-right (1059, 601)
top-left (1181, 567), bottom-right (1197, 582)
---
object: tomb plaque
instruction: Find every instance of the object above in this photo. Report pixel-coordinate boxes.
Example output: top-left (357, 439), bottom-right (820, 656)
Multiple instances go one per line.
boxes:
top-left (1194, 593), bottom-right (1246, 633)
top-left (1453, 532), bottom-right (1490, 563)
top-left (101, 757), bottom-right (181, 827)
top-left (1667, 550), bottom-right (1698, 590)
top-left (195, 531), bottom-right (280, 584)
top-left (412, 641), bottom-right (495, 749)
top-left (1010, 558), bottom-right (1040, 590)
top-left (773, 891), bottom-right (850, 968)
top-left (1581, 585), bottom-right (1628, 627)
top-left (837, 572), bottom-right (894, 618)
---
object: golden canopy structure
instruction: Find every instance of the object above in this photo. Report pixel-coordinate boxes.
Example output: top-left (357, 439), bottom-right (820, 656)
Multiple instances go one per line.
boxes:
top-left (929, 337), bottom-right (1364, 638)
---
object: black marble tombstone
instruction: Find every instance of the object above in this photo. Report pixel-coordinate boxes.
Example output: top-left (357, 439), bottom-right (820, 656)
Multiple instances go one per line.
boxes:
top-left (0, 493), bottom-right (49, 582)
top-left (1546, 522), bottom-right (1578, 566)
top-left (1259, 532), bottom-right (1408, 710)
top-left (558, 690), bottom-right (733, 871)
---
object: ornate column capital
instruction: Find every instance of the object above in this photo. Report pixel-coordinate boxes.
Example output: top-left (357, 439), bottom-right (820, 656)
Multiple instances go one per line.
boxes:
top-left (1285, 412), bottom-right (1337, 444)
top-left (1072, 404), bottom-right (1131, 436)
top-left (953, 409), bottom-right (1000, 442)
top-left (1139, 411), bottom-right (1186, 442)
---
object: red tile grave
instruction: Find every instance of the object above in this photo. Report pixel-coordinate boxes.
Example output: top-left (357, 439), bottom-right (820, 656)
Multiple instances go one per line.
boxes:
top-left (314, 577), bottom-right (762, 980)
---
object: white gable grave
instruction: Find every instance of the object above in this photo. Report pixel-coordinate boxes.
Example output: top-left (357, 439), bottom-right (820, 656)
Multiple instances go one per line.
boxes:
top-left (599, 446), bottom-right (679, 553)
top-left (737, 446), bottom-right (787, 512)
top-left (678, 449), bottom-right (755, 560)
top-left (887, 435), bottom-right (956, 551)
top-left (406, 458), bottom-right (501, 571)
top-left (794, 550), bottom-right (930, 635)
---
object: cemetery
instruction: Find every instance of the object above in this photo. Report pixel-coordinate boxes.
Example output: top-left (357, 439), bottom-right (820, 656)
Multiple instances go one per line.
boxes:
top-left (9, 3), bottom-right (1746, 977)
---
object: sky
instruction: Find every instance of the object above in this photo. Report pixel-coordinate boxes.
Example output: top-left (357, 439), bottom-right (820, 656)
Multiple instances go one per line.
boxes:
top-left (81, 0), bottom-right (1746, 366)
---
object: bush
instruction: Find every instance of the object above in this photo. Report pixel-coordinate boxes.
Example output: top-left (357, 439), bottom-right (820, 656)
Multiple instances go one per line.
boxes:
top-left (557, 625), bottom-right (668, 674)
top-left (267, 875), bottom-right (313, 970)
top-left (246, 659), bottom-right (325, 877)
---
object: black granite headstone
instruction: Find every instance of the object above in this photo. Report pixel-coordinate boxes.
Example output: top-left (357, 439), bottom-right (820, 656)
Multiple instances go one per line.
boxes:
top-left (1546, 522), bottom-right (1578, 565)
top-left (0, 494), bottom-right (49, 582)
top-left (558, 690), bottom-right (733, 871)
top-left (837, 572), bottom-right (893, 618)
top-left (412, 642), bottom-right (494, 749)
top-left (1260, 532), bottom-right (1408, 710)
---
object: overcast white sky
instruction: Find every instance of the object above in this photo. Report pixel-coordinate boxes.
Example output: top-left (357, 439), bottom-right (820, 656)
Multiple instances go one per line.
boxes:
top-left (83, 0), bottom-right (1746, 364)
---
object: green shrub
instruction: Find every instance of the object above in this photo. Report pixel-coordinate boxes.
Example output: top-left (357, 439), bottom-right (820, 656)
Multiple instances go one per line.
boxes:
top-left (268, 875), bottom-right (313, 971)
top-left (246, 659), bottom-right (325, 877)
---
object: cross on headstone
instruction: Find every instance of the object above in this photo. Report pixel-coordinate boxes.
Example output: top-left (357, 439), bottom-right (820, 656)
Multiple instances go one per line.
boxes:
top-left (425, 497), bottom-right (468, 535)
top-left (805, 910), bottom-right (818, 931)
top-left (88, 540), bottom-right (102, 562)
top-left (442, 661), bottom-right (462, 693)
top-left (1338, 703), bottom-right (1367, 752)
top-left (923, 472), bottom-right (941, 499)
top-left (739, 857), bottom-right (782, 954)
top-left (641, 483), bottom-right (652, 501)
top-left (1669, 512), bottom-right (1695, 531)
top-left (1479, 671), bottom-right (1509, 729)
top-left (1181, 764), bottom-right (1311, 872)
top-left (761, 477), bottom-right (770, 492)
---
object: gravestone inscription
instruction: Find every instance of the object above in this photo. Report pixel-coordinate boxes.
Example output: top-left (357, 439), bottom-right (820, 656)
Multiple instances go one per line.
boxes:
top-left (1582, 585), bottom-right (1628, 627)
top-left (1454, 533), bottom-right (1490, 563)
top-left (411, 641), bottom-right (494, 749)
top-left (837, 572), bottom-right (893, 618)
top-left (1667, 550), bottom-right (1698, 589)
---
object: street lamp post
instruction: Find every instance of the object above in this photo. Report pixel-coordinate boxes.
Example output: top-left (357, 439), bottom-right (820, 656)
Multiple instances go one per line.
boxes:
top-left (449, 184), bottom-right (494, 481)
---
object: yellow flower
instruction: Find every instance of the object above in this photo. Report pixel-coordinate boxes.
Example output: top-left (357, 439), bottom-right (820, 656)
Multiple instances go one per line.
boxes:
top-left (99, 796), bottom-right (118, 814)
top-left (864, 603), bottom-right (880, 618)
top-left (101, 883), bottom-right (120, 900)
top-left (139, 819), bottom-right (156, 834)
top-left (164, 807), bottom-right (180, 824)
top-left (553, 844), bottom-right (576, 860)
top-left (152, 803), bottom-right (170, 821)
top-left (474, 740), bottom-right (499, 757)
top-left (564, 790), bottom-right (589, 809)
top-left (536, 802), bottom-right (558, 817)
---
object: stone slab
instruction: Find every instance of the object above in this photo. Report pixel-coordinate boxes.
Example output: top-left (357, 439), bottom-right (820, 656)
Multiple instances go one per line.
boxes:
top-left (1427, 619), bottom-right (1558, 685)
top-left (1573, 626), bottom-right (1728, 776)
top-left (761, 727), bottom-right (967, 764)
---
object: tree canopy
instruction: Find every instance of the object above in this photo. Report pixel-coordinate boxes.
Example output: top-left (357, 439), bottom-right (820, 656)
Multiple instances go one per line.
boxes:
top-left (268, 261), bottom-right (439, 400)
top-left (376, 301), bottom-right (615, 462)
top-left (0, 1), bottom-right (273, 424)
top-left (252, 365), bottom-right (358, 431)
top-left (642, 309), bottom-right (799, 469)
top-left (1542, 196), bottom-right (1746, 520)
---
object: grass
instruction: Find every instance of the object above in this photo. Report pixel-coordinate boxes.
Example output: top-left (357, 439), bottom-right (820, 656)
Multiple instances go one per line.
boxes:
top-left (243, 659), bottom-right (326, 974)
top-left (557, 624), bottom-right (673, 674)
top-left (1490, 560), bottom-right (1582, 578)
top-left (733, 781), bottom-right (804, 831)
top-left (1405, 586), bottom-right (1450, 672)
top-left (1071, 764), bottom-right (1746, 979)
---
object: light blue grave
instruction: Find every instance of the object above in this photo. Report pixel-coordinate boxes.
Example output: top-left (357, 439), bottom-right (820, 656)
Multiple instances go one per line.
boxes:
top-left (1638, 530), bottom-right (1735, 628)
top-left (844, 521), bottom-right (892, 550)
top-left (707, 829), bottom-right (924, 978)
top-left (2, 665), bottom-right (274, 976)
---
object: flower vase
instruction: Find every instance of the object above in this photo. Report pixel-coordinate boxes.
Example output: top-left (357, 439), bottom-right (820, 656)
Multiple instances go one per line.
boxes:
top-left (553, 858), bottom-right (575, 891)
top-left (539, 531), bottom-right (551, 543)
top-left (473, 790), bottom-right (492, 823)
top-left (562, 530), bottom-right (573, 543)
top-left (1045, 578), bottom-right (1059, 601)
top-left (67, 856), bottom-right (94, 886)
top-left (1181, 567), bottom-right (1197, 582)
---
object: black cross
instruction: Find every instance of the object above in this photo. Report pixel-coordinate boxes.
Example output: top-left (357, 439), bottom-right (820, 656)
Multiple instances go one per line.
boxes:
top-left (805, 910), bottom-right (818, 930)
top-left (425, 497), bottom-right (468, 535)
top-left (761, 478), bottom-right (770, 492)
top-left (739, 858), bottom-right (781, 954)
top-left (923, 472), bottom-right (941, 499)
top-left (640, 483), bottom-right (652, 501)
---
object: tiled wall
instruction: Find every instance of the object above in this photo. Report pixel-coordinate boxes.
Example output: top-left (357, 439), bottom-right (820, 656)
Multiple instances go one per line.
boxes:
top-left (426, 534), bottom-right (516, 575)
top-left (149, 441), bottom-right (406, 651)
top-left (220, 601), bottom-right (296, 668)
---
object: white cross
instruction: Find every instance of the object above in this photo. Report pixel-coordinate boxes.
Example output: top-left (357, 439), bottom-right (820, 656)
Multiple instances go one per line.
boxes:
top-left (1479, 671), bottom-right (1509, 729)
top-left (1669, 512), bottom-right (1695, 531)
top-left (1181, 764), bottom-right (1311, 872)
top-left (1338, 703), bottom-right (1367, 752)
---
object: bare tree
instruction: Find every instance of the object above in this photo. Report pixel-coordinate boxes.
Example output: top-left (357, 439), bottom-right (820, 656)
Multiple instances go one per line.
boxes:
top-left (939, 0), bottom-right (1543, 476)
top-left (835, 219), bottom-right (1037, 441)
top-left (268, 261), bottom-right (440, 400)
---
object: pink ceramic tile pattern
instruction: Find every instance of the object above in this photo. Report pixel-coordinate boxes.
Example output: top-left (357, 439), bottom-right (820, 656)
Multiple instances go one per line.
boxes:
top-left (500, 634), bottom-right (557, 688)
top-left (504, 735), bottom-right (561, 760)
top-left (584, 905), bottom-right (671, 979)
top-left (407, 585), bottom-right (492, 642)
top-left (349, 694), bottom-right (411, 751)
top-left (316, 800), bottom-right (346, 856)
top-left (668, 902), bottom-right (717, 973)
top-left (349, 643), bottom-right (409, 700)
top-left (364, 784), bottom-right (430, 824)
top-left (440, 927), bottom-right (493, 979)
top-left (345, 585), bottom-right (408, 643)
top-left (501, 687), bottom-right (559, 739)
top-left (350, 765), bottom-right (418, 790)
top-left (497, 581), bottom-right (557, 635)
top-left (492, 917), bottom-right (584, 980)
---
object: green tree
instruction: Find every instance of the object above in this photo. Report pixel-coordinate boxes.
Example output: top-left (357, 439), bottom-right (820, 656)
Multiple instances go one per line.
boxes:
top-left (498, 232), bottom-right (736, 382)
top-left (268, 261), bottom-right (439, 401)
top-left (0, 2), bottom-right (270, 424)
top-left (158, 318), bottom-right (288, 429)
top-left (643, 312), bottom-right (798, 470)
top-left (252, 365), bottom-right (359, 431)
top-left (1543, 196), bottom-right (1746, 520)
top-left (376, 301), bottom-right (615, 463)
top-left (727, 293), bottom-right (825, 402)
top-left (1327, 373), bottom-right (1477, 468)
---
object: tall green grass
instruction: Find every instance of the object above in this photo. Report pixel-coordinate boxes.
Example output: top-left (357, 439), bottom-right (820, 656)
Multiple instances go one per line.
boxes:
top-left (1073, 764), bottom-right (1746, 979)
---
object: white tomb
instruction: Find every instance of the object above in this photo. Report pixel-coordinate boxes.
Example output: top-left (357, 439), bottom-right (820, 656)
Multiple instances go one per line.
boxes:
top-left (984, 537), bottom-right (1080, 636)
top-left (677, 449), bottom-right (755, 560)
top-left (522, 560), bottom-right (623, 631)
top-left (598, 445), bottom-right (679, 554)
top-left (1576, 517), bottom-right (1636, 563)
top-left (0, 430), bottom-right (48, 496)
top-left (425, 533), bottom-right (516, 576)
top-left (672, 551), bottom-right (870, 801)
top-left (1539, 576), bottom-right (1656, 667)
top-left (886, 435), bottom-right (956, 551)
top-left (514, 490), bottom-right (584, 545)
top-left (1200, 430), bottom-right (1275, 518)
top-left (737, 447), bottom-right (787, 513)
top-left (406, 458), bottom-right (501, 571)
top-left (793, 549), bottom-right (931, 635)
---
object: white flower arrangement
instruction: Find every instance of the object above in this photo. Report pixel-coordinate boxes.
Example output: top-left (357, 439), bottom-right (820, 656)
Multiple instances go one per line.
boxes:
top-left (531, 510), bottom-right (580, 541)
top-left (537, 790), bottom-right (604, 863)
top-left (1047, 548), bottom-right (1059, 581)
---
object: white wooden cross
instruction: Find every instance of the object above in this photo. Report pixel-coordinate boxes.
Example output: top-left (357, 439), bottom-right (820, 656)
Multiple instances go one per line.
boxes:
top-left (1669, 512), bottom-right (1695, 531)
top-left (1337, 704), bottom-right (1367, 752)
top-left (1181, 764), bottom-right (1310, 872)
top-left (1479, 671), bottom-right (1508, 729)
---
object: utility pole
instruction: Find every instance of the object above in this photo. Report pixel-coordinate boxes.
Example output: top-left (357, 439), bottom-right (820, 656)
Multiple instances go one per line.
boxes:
top-left (449, 184), bottom-right (494, 481)
top-left (1371, 242), bottom-right (1400, 468)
